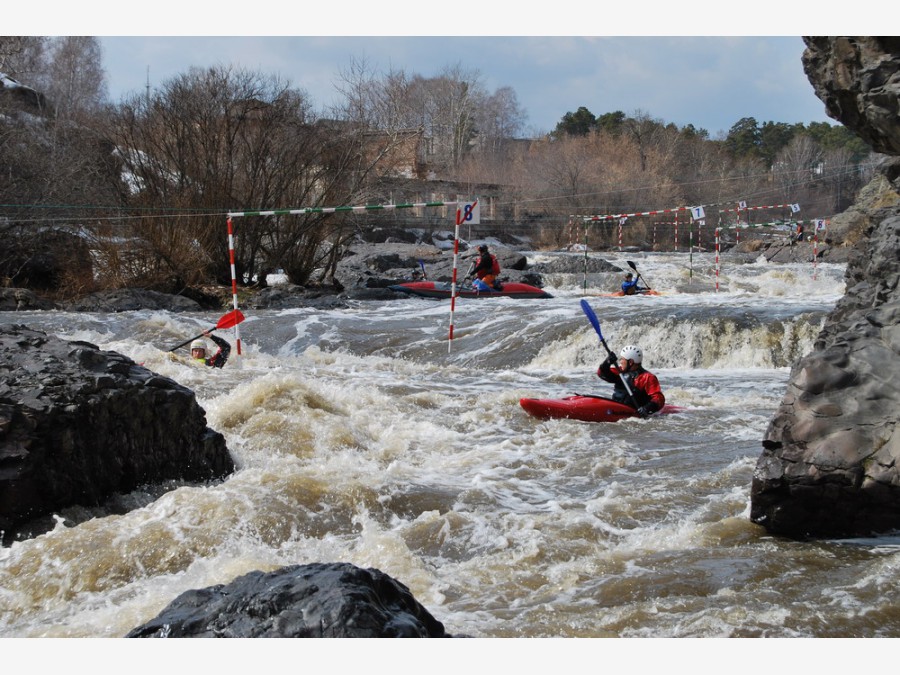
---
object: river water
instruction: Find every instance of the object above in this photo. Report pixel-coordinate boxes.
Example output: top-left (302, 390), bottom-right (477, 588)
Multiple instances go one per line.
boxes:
top-left (2, 250), bottom-right (899, 642)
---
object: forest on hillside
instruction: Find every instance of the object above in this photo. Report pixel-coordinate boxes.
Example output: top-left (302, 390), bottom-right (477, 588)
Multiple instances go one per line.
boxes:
top-left (0, 36), bottom-right (880, 298)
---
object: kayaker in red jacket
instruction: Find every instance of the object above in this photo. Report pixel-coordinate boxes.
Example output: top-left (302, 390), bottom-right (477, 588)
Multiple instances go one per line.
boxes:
top-left (597, 344), bottom-right (665, 417)
top-left (468, 244), bottom-right (501, 290)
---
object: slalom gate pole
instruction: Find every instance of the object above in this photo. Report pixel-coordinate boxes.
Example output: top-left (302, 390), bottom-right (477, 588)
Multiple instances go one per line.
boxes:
top-left (226, 217), bottom-right (243, 366)
top-left (689, 228), bottom-right (693, 283)
top-left (618, 219), bottom-right (623, 250)
top-left (715, 225), bottom-right (721, 292)
top-left (583, 220), bottom-right (588, 295)
top-left (813, 231), bottom-right (818, 281)
top-left (674, 213), bottom-right (679, 252)
top-left (448, 207), bottom-right (462, 353)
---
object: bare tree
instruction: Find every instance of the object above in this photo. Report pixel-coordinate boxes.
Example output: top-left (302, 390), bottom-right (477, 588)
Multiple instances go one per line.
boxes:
top-left (773, 134), bottom-right (822, 205)
top-left (0, 36), bottom-right (122, 295)
top-left (107, 65), bottom-right (398, 287)
top-left (623, 109), bottom-right (666, 173)
top-left (821, 145), bottom-right (859, 214)
top-left (43, 36), bottom-right (108, 122)
top-left (474, 85), bottom-right (526, 158)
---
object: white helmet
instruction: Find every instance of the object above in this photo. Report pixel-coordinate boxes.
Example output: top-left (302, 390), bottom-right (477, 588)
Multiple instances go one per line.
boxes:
top-left (620, 344), bottom-right (643, 363)
top-left (190, 339), bottom-right (206, 352)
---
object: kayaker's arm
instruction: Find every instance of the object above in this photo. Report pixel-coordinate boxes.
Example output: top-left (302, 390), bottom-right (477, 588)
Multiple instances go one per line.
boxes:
top-left (597, 357), bottom-right (619, 383)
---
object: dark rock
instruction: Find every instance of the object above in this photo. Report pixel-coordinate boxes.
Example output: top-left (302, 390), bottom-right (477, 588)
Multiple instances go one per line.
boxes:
top-left (751, 211), bottom-right (900, 538)
top-left (126, 562), bottom-right (451, 638)
top-left (333, 242), bottom-right (542, 292)
top-left (247, 284), bottom-right (353, 310)
top-left (816, 168), bottom-right (900, 249)
top-left (0, 325), bottom-right (234, 540)
top-left (802, 37), bottom-right (900, 156)
top-left (750, 37), bottom-right (900, 539)
top-left (341, 287), bottom-right (404, 301)
top-left (164, 284), bottom-right (225, 310)
top-left (530, 256), bottom-right (622, 275)
top-left (0, 288), bottom-right (58, 311)
top-left (62, 288), bottom-right (202, 312)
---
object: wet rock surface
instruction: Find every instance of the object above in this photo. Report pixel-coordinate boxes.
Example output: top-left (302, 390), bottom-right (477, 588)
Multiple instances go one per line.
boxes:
top-left (750, 37), bottom-right (900, 538)
top-left (0, 325), bottom-right (234, 541)
top-left (126, 562), bottom-right (451, 638)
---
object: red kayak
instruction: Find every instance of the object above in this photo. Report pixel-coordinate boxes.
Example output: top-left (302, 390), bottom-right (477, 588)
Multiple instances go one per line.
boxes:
top-left (519, 395), bottom-right (684, 423)
top-left (389, 281), bottom-right (552, 299)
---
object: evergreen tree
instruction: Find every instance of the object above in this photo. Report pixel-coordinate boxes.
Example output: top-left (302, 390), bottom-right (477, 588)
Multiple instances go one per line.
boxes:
top-left (554, 106), bottom-right (597, 137)
top-left (725, 117), bottom-right (762, 159)
top-left (597, 111), bottom-right (627, 136)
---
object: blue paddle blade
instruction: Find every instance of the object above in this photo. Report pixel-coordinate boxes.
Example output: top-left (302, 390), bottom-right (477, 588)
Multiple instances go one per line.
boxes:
top-left (580, 299), bottom-right (603, 340)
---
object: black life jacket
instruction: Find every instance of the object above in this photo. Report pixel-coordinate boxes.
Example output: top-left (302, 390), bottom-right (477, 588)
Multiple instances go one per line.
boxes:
top-left (610, 368), bottom-right (651, 406)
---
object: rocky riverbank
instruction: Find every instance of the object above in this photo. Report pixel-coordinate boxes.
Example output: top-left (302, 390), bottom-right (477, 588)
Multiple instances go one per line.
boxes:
top-left (750, 37), bottom-right (900, 539)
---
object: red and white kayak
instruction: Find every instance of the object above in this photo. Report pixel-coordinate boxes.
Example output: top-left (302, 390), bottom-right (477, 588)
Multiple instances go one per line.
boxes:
top-left (519, 395), bottom-right (684, 423)
top-left (388, 281), bottom-right (552, 299)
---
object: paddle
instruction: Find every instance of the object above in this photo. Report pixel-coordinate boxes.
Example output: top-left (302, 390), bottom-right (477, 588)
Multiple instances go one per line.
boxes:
top-left (626, 260), bottom-right (651, 291)
top-left (464, 258), bottom-right (476, 280)
top-left (418, 260), bottom-right (428, 280)
top-left (168, 309), bottom-right (245, 352)
top-left (579, 299), bottom-right (640, 409)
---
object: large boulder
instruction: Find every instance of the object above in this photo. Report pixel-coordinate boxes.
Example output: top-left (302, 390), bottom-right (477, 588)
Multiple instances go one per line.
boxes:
top-left (802, 37), bottom-right (900, 157)
top-left (0, 325), bottom-right (234, 540)
top-left (750, 211), bottom-right (900, 537)
top-left (750, 37), bottom-right (900, 538)
top-left (126, 562), bottom-right (451, 638)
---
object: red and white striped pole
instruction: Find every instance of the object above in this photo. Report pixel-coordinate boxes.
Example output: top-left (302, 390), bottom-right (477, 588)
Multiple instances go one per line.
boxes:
top-left (813, 229), bottom-right (818, 281)
top-left (618, 220), bottom-right (623, 250)
top-left (448, 207), bottom-right (463, 353)
top-left (674, 213), bottom-right (679, 252)
top-left (715, 226), bottom-right (720, 292)
top-left (226, 217), bottom-right (243, 365)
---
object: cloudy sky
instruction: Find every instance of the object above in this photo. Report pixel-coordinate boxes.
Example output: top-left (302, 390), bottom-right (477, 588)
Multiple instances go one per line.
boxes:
top-left (94, 35), bottom-right (834, 138)
top-left (13, 4), bottom-right (873, 138)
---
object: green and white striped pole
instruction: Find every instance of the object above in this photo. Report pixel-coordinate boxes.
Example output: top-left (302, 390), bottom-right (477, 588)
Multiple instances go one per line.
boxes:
top-left (226, 200), bottom-right (463, 353)
top-left (227, 201), bottom-right (460, 219)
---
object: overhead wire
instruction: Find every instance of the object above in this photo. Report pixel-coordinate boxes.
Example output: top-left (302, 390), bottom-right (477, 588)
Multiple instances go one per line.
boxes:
top-left (0, 158), bottom-right (878, 227)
